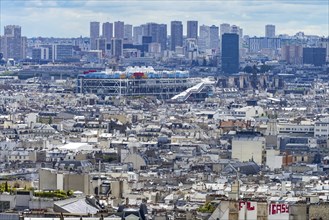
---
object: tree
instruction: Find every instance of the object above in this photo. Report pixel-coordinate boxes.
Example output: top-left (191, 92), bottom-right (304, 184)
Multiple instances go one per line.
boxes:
top-left (5, 181), bottom-right (9, 192)
top-left (48, 116), bottom-right (53, 124)
top-left (67, 190), bottom-right (74, 196)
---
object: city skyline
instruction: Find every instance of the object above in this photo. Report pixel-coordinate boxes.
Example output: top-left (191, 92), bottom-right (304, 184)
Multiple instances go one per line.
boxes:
top-left (1, 0), bottom-right (328, 38)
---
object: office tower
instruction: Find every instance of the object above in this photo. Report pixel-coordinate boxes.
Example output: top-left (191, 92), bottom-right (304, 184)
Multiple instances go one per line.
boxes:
top-left (220, 23), bottom-right (231, 37)
top-left (96, 38), bottom-right (106, 53)
top-left (281, 45), bottom-right (303, 65)
top-left (170, 21), bottom-right (183, 51)
top-left (220, 23), bottom-right (231, 51)
top-left (146, 23), bottom-right (159, 43)
top-left (90, 21), bottom-right (100, 50)
top-left (209, 25), bottom-right (219, 50)
top-left (158, 24), bottom-right (167, 51)
top-left (231, 25), bottom-right (239, 35)
top-left (187, 20), bottom-right (198, 39)
top-left (303, 48), bottom-right (326, 66)
top-left (133, 26), bottom-right (143, 45)
top-left (124, 24), bottom-right (133, 42)
top-left (198, 25), bottom-right (210, 51)
top-left (265, 24), bottom-right (276, 38)
top-left (111, 38), bottom-right (123, 58)
top-left (114, 21), bottom-right (124, 39)
top-left (102, 22), bottom-right (113, 42)
top-left (221, 33), bottom-right (239, 74)
top-left (145, 23), bottom-right (167, 51)
top-left (231, 25), bottom-right (243, 49)
top-left (1, 25), bottom-right (25, 60)
top-left (141, 24), bottom-right (148, 36)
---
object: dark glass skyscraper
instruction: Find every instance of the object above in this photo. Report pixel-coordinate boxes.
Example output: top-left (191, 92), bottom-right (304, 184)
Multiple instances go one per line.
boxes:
top-left (170, 21), bottom-right (183, 51)
top-left (187, 20), bottom-right (198, 39)
top-left (221, 33), bottom-right (239, 74)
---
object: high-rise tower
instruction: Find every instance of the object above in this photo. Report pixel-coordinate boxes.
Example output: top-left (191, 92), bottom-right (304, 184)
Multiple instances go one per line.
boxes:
top-left (114, 21), bottom-right (125, 39)
top-left (187, 21), bottom-right (198, 39)
top-left (90, 21), bottom-right (100, 50)
top-left (1, 25), bottom-right (25, 60)
top-left (265, 24), bottom-right (275, 38)
top-left (170, 21), bottom-right (183, 51)
top-left (102, 22), bottom-right (113, 42)
top-left (221, 33), bottom-right (239, 74)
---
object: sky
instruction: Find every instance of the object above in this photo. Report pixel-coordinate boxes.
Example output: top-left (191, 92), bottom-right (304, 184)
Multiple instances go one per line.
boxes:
top-left (0, 0), bottom-right (328, 38)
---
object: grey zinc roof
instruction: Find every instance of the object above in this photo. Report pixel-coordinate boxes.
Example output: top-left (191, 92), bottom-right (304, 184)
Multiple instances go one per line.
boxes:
top-left (54, 197), bottom-right (99, 214)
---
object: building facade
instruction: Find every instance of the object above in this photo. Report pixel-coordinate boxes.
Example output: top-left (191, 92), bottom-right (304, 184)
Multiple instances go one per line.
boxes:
top-left (303, 47), bottom-right (326, 66)
top-left (102, 22), bottom-right (113, 43)
top-left (90, 21), bottom-right (100, 50)
top-left (170, 21), bottom-right (183, 51)
top-left (114, 21), bottom-right (125, 39)
top-left (187, 20), bottom-right (198, 39)
top-left (0, 25), bottom-right (25, 60)
top-left (221, 33), bottom-right (239, 74)
top-left (265, 24), bottom-right (276, 38)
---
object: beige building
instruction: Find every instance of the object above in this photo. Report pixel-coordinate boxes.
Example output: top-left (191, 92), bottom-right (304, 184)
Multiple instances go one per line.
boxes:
top-left (232, 136), bottom-right (266, 165)
top-left (39, 168), bottom-right (90, 194)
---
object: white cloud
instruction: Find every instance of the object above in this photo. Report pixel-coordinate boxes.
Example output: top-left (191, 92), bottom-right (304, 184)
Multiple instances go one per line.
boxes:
top-left (1, 0), bottom-right (328, 37)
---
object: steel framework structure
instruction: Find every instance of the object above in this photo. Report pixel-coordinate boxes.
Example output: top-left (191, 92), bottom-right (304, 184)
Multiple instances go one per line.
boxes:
top-left (76, 77), bottom-right (201, 99)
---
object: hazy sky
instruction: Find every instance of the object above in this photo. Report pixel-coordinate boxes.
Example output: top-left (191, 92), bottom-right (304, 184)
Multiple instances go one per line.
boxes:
top-left (1, 0), bottom-right (328, 38)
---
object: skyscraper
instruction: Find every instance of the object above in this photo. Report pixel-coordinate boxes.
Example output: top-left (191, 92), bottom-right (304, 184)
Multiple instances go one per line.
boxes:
top-left (90, 22), bottom-right (100, 50)
top-left (198, 25), bottom-right (210, 51)
top-left (133, 26), bottom-right (143, 45)
top-left (124, 24), bottom-right (133, 42)
top-left (102, 22), bottom-right (113, 42)
top-left (221, 33), bottom-right (239, 74)
top-left (170, 21), bottom-right (183, 51)
top-left (187, 21), bottom-right (198, 39)
top-left (209, 25), bottom-right (219, 50)
top-left (114, 21), bottom-right (124, 39)
top-left (265, 24), bottom-right (276, 38)
top-left (1, 25), bottom-right (25, 60)
top-left (158, 24), bottom-right (167, 51)
top-left (220, 23), bottom-right (231, 37)
top-left (231, 25), bottom-right (243, 49)
top-left (146, 23), bottom-right (159, 43)
top-left (143, 23), bottom-right (167, 51)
